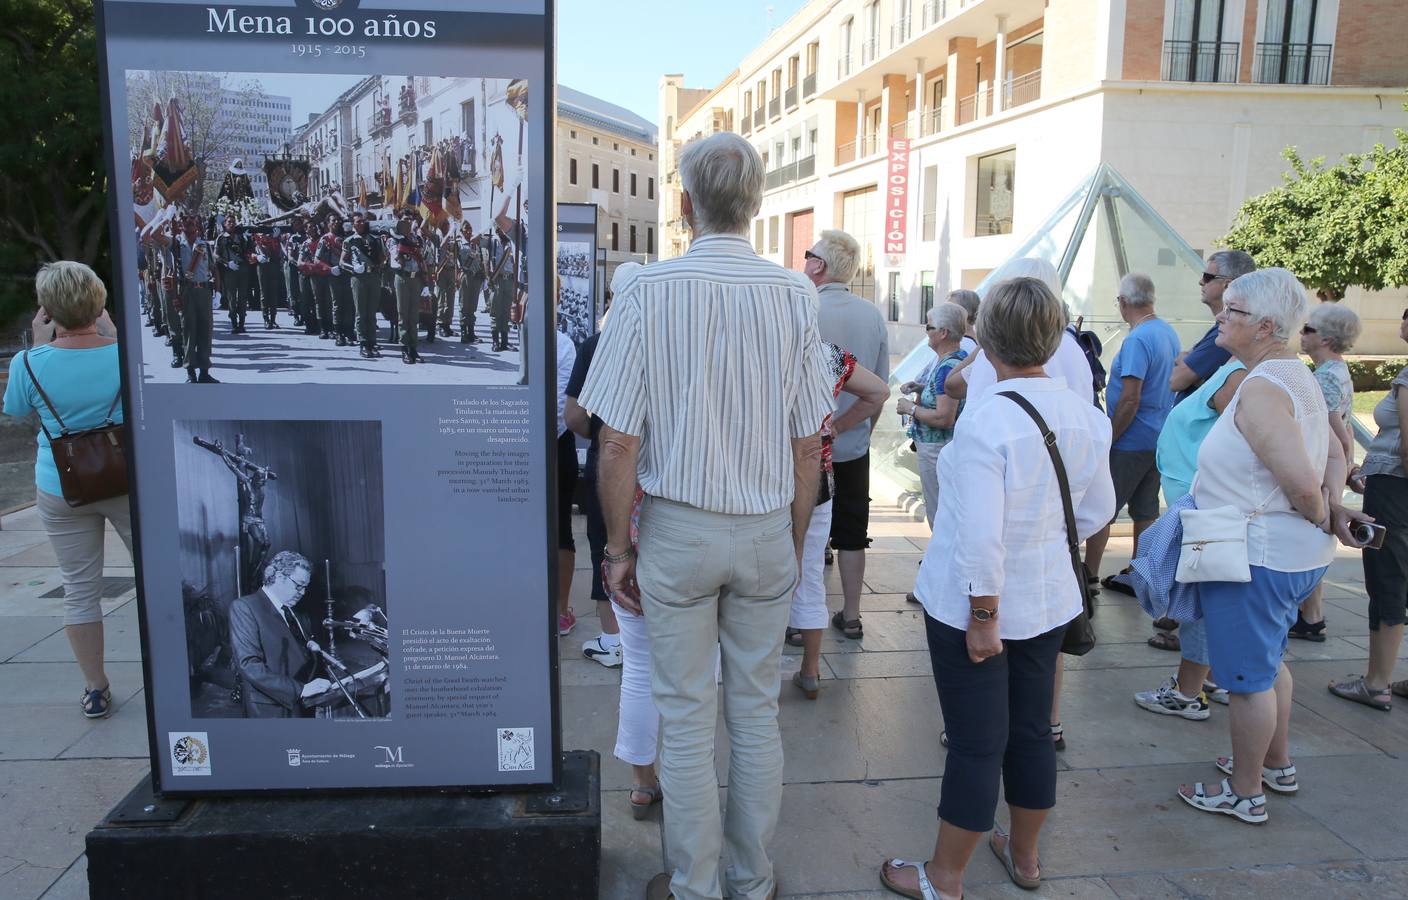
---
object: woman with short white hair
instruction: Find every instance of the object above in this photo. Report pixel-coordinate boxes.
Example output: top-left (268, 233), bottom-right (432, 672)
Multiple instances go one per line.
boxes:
top-left (897, 302), bottom-right (969, 529)
top-left (3, 262), bottom-right (132, 720)
top-left (1290, 302), bottom-right (1362, 641)
top-left (1177, 268), bottom-right (1346, 824)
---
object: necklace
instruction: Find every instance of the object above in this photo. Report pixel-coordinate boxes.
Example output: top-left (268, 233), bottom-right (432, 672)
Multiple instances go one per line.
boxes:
top-left (1128, 312), bottom-right (1157, 329)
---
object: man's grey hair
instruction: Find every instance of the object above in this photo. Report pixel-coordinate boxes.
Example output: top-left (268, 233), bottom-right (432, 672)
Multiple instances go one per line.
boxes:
top-left (1226, 267), bottom-right (1310, 343)
top-left (1208, 249), bottom-right (1256, 280)
top-left (947, 289), bottom-right (980, 325)
top-left (263, 550), bottom-right (311, 586)
top-left (1307, 302), bottom-right (1363, 354)
top-left (1119, 272), bottom-right (1156, 307)
top-left (813, 229), bottom-right (861, 284)
top-left (929, 302), bottom-right (968, 338)
top-left (678, 132), bottom-right (763, 236)
top-left (976, 277), bottom-right (1066, 369)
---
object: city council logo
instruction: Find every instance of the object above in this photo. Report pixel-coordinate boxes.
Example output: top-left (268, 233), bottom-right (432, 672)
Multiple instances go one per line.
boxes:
top-left (287, 749), bottom-right (302, 767)
top-left (168, 732), bottom-right (212, 776)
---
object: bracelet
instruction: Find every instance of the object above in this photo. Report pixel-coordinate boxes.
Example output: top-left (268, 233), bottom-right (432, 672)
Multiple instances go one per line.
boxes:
top-left (603, 547), bottom-right (635, 563)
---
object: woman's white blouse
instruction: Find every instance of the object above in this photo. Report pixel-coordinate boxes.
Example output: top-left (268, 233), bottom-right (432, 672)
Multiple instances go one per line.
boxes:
top-left (915, 377), bottom-right (1115, 639)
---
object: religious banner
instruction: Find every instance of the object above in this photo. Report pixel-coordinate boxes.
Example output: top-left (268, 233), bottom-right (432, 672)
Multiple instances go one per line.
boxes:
top-left (94, 0), bottom-right (559, 793)
top-left (885, 137), bottom-right (911, 259)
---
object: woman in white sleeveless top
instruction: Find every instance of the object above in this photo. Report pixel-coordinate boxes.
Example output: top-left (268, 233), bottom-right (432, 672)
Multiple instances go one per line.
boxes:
top-left (1178, 269), bottom-right (1347, 825)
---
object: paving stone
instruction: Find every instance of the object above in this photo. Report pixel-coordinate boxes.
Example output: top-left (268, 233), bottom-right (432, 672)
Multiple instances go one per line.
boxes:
top-left (1286, 659), bottom-right (1408, 756)
top-left (13, 616), bottom-right (144, 664)
top-left (57, 689), bottom-right (150, 760)
top-left (599, 789), bottom-right (665, 900)
top-left (36, 856), bottom-right (86, 900)
top-left (0, 617), bottom-right (61, 663)
top-left (0, 863), bottom-right (66, 900)
top-left (0, 759), bottom-right (148, 871)
top-left (1157, 860), bottom-right (1408, 900)
top-left (0, 661), bottom-right (145, 708)
top-left (824, 649), bottom-right (932, 679)
top-left (841, 608), bottom-right (928, 652)
top-left (0, 531), bottom-right (51, 562)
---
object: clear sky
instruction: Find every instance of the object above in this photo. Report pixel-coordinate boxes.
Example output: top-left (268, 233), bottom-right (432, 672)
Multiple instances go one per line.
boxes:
top-left (558, 0), bottom-right (809, 125)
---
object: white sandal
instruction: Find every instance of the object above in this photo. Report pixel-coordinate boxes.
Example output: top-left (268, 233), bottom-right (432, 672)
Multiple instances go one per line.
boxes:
top-left (1178, 777), bottom-right (1267, 824)
top-left (880, 858), bottom-right (945, 900)
top-left (1215, 756), bottom-right (1298, 795)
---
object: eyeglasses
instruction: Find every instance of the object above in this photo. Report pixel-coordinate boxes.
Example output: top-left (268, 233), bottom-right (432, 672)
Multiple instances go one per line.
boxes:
top-left (924, 324), bottom-right (936, 331)
top-left (1222, 306), bottom-right (1253, 318)
top-left (1301, 325), bottom-right (1318, 335)
top-left (1200, 272), bottom-right (1227, 285)
top-left (289, 574), bottom-right (311, 591)
top-left (804, 250), bottom-right (824, 264)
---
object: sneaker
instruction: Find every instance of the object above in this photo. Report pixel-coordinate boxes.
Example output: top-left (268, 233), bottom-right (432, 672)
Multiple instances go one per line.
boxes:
top-left (581, 636), bottom-right (622, 667)
top-left (557, 611), bottom-right (576, 637)
top-left (1204, 680), bottom-right (1230, 705)
top-left (1134, 676), bottom-right (1211, 720)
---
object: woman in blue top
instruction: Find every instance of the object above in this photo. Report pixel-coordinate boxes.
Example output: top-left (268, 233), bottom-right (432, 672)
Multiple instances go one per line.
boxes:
top-left (3, 262), bottom-right (132, 719)
top-left (898, 302), bottom-right (968, 530)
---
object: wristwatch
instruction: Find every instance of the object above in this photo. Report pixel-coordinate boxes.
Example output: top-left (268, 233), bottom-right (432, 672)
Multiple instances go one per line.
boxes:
top-left (970, 607), bottom-right (997, 623)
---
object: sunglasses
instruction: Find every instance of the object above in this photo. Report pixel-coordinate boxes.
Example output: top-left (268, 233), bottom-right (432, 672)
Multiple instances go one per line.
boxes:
top-left (1200, 272), bottom-right (1226, 285)
top-left (924, 324), bottom-right (936, 331)
top-left (804, 250), bottom-right (824, 263)
top-left (1301, 325), bottom-right (1317, 335)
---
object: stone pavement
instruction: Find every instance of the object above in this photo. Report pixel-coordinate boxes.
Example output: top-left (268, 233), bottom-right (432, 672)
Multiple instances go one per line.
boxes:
top-left (3, 499), bottom-right (1408, 899)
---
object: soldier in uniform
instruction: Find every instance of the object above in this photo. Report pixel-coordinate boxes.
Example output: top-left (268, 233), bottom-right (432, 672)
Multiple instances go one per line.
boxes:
top-left (487, 226), bottom-right (516, 353)
top-left (253, 230), bottom-right (284, 329)
top-left (311, 215), bottom-right (339, 340)
top-left (457, 224), bottom-right (487, 344)
top-left (282, 216), bottom-right (306, 329)
top-left (173, 214), bottom-right (217, 383)
top-left (325, 215), bottom-right (355, 346)
top-left (150, 223), bottom-right (185, 368)
top-left (417, 222), bottom-right (438, 346)
top-left (297, 219), bottom-right (322, 335)
top-left (379, 228), bottom-right (399, 346)
top-left (434, 225), bottom-right (459, 338)
top-left (214, 216), bottom-right (252, 333)
top-left (390, 214), bottom-right (426, 364)
top-left (341, 212), bottom-right (386, 359)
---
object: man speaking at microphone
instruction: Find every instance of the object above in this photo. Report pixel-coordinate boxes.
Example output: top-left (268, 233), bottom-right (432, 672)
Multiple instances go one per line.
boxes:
top-left (228, 550), bottom-right (332, 718)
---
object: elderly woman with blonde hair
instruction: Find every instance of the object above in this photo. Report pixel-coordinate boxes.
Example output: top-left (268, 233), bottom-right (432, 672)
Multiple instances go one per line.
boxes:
top-left (881, 277), bottom-right (1114, 899)
top-left (1176, 268), bottom-right (1351, 824)
top-left (3, 261), bottom-right (132, 719)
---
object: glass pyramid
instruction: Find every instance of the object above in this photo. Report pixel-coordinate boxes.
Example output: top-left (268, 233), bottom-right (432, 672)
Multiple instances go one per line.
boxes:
top-left (873, 163), bottom-right (1215, 497)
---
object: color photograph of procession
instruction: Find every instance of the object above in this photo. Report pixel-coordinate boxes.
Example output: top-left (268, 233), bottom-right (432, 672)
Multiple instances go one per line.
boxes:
top-left (127, 70), bottom-right (531, 385)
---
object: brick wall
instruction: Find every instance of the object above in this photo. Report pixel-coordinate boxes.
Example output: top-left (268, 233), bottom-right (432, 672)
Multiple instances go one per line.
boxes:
top-left (1330, 0), bottom-right (1408, 86)
top-left (1122, 0), bottom-right (1166, 81)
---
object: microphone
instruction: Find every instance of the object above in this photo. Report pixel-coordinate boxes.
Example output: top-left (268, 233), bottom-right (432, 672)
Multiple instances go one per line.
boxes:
top-left (306, 640), bottom-right (349, 673)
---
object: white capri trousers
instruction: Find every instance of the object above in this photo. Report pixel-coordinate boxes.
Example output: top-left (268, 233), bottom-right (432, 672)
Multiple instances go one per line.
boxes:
top-left (612, 599), bottom-right (659, 766)
top-left (916, 440), bottom-right (947, 530)
top-left (36, 489), bottom-right (135, 626)
top-left (788, 499), bottom-right (833, 630)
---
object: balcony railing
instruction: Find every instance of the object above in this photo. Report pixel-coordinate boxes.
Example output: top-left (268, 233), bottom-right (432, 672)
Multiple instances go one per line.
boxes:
top-left (860, 36), bottom-right (879, 65)
top-left (890, 119), bottom-right (912, 138)
top-left (955, 88), bottom-right (990, 125)
top-left (802, 72), bottom-right (817, 97)
top-left (1253, 42), bottom-right (1332, 85)
top-left (921, 0), bottom-right (946, 28)
top-left (798, 154), bottom-right (815, 179)
top-left (753, 108), bottom-right (764, 128)
top-left (837, 54), bottom-right (852, 79)
top-left (784, 85), bottom-right (798, 108)
top-left (740, 116), bottom-right (751, 136)
top-left (890, 17), bottom-right (911, 49)
top-left (768, 97), bottom-right (781, 119)
top-left (1002, 69), bottom-right (1041, 110)
top-left (1161, 39), bottom-right (1239, 83)
top-left (921, 106), bottom-right (943, 136)
top-left (762, 155), bottom-right (817, 192)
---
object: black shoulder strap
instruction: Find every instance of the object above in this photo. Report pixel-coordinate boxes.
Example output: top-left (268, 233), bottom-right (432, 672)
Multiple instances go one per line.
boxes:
top-left (22, 350), bottom-right (63, 438)
top-left (997, 391), bottom-right (1091, 610)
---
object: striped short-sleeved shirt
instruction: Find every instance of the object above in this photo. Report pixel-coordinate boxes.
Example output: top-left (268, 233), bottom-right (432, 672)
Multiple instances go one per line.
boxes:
top-left (577, 233), bottom-right (835, 515)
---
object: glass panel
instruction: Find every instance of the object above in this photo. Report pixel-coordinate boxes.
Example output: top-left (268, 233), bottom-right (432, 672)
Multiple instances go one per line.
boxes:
top-left (872, 163), bottom-right (1214, 498)
top-left (974, 149), bottom-right (1015, 236)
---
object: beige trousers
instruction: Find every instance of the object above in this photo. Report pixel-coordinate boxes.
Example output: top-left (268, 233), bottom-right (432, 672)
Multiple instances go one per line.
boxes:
top-left (36, 489), bottom-right (134, 625)
top-left (636, 496), bottom-right (797, 900)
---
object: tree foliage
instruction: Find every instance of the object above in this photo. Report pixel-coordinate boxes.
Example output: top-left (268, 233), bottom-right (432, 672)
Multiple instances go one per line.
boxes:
top-left (0, 0), bottom-right (107, 323)
top-left (1222, 105), bottom-right (1408, 299)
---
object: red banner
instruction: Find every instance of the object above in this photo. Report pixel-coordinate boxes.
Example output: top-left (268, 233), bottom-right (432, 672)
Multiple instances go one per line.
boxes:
top-left (885, 138), bottom-right (910, 258)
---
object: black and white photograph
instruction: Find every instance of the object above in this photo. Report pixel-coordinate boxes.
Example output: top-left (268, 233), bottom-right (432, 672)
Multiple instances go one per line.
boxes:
top-left (129, 70), bottom-right (530, 385)
top-left (556, 240), bottom-right (593, 347)
top-left (175, 419), bottom-right (390, 720)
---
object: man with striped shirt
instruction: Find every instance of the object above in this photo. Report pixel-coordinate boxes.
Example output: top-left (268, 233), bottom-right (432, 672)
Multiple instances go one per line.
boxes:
top-left (578, 131), bottom-right (834, 900)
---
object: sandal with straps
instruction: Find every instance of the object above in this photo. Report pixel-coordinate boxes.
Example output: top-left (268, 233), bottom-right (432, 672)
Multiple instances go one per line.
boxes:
top-left (1328, 675), bottom-right (1392, 711)
top-left (81, 685), bottom-right (112, 720)
top-left (629, 784), bottom-right (662, 820)
top-left (1178, 778), bottom-right (1267, 824)
top-left (990, 827), bottom-right (1040, 890)
top-left (831, 610), bottom-right (863, 639)
top-left (1215, 756), bottom-right (1298, 794)
top-left (879, 858), bottom-right (959, 900)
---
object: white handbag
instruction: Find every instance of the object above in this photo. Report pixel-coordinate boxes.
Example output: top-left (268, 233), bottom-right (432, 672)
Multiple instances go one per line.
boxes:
top-left (1176, 505), bottom-right (1252, 583)
top-left (1175, 477), bottom-right (1274, 584)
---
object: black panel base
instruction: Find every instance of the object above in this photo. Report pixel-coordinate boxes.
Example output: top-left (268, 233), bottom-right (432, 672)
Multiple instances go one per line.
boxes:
top-left (86, 751), bottom-right (601, 900)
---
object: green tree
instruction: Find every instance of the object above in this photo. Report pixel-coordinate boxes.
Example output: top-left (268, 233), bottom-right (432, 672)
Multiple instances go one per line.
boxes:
top-left (1222, 106), bottom-right (1408, 300)
top-left (0, 0), bottom-right (107, 324)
